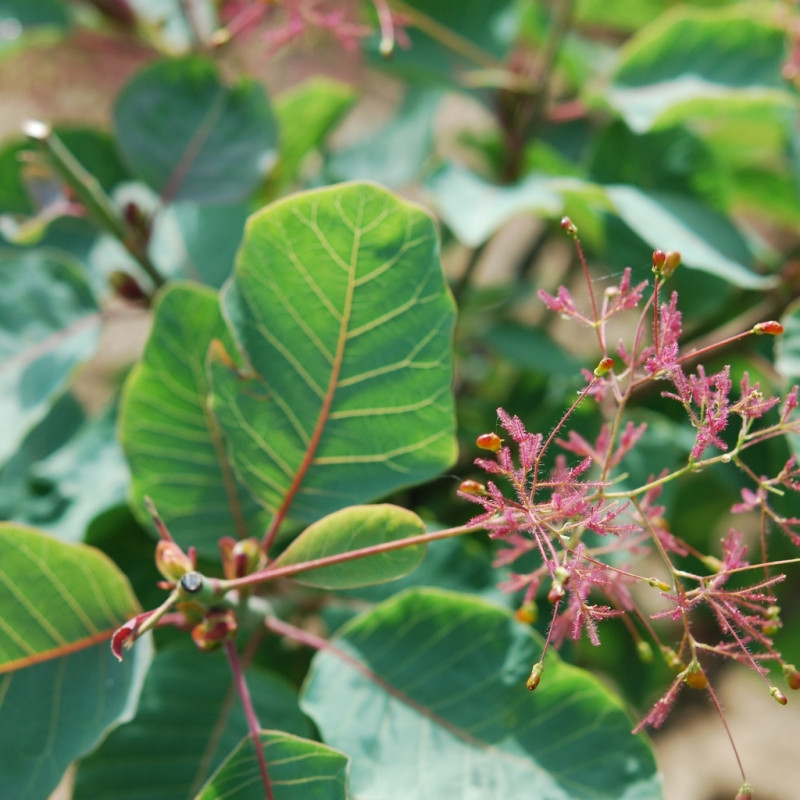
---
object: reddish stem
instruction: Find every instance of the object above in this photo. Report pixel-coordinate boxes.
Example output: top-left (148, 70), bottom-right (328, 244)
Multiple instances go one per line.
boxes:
top-left (224, 640), bottom-right (274, 800)
top-left (573, 236), bottom-right (604, 354)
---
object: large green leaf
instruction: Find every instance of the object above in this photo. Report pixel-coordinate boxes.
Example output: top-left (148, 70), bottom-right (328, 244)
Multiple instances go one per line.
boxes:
top-left (301, 588), bottom-right (663, 800)
top-left (113, 56), bottom-right (278, 204)
top-left (272, 504), bottom-right (426, 589)
top-left (0, 523), bottom-right (150, 800)
top-left (604, 185), bottom-right (776, 289)
top-left (120, 283), bottom-right (270, 558)
top-left (74, 643), bottom-right (311, 800)
top-left (608, 6), bottom-right (789, 132)
top-left (196, 731), bottom-right (348, 800)
top-left (0, 635), bottom-right (152, 800)
top-left (0, 250), bottom-right (101, 465)
top-left (210, 182), bottom-right (457, 527)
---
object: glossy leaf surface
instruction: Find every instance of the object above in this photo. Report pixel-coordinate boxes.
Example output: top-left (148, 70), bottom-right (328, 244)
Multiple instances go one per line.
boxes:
top-left (120, 283), bottom-right (269, 557)
top-left (272, 504), bottom-right (426, 589)
top-left (302, 588), bottom-right (662, 800)
top-left (211, 182), bottom-right (457, 526)
top-left (196, 731), bottom-right (348, 800)
top-left (114, 56), bottom-right (278, 203)
top-left (74, 643), bottom-right (311, 800)
top-left (0, 251), bottom-right (101, 465)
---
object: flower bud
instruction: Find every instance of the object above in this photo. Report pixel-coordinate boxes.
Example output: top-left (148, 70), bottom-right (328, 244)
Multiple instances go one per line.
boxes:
top-left (770, 685), bottom-right (788, 705)
top-left (661, 646), bottom-right (683, 672)
top-left (734, 783), bottom-right (753, 800)
top-left (155, 540), bottom-right (194, 582)
top-left (476, 432), bottom-right (502, 452)
top-left (752, 320), bottom-right (784, 335)
top-left (636, 640), bottom-right (654, 663)
top-left (661, 250), bottom-right (680, 278)
top-left (526, 661), bottom-right (544, 691)
top-left (547, 581), bottom-right (565, 603)
top-left (110, 270), bottom-right (147, 301)
top-left (593, 356), bottom-right (615, 377)
top-left (651, 249), bottom-right (666, 270)
top-left (191, 608), bottom-right (238, 652)
top-left (459, 480), bottom-right (487, 496)
top-left (682, 660), bottom-right (708, 690)
top-left (515, 601), bottom-right (538, 625)
top-left (648, 577), bottom-right (671, 592)
top-left (560, 216), bottom-right (578, 237)
top-left (783, 663), bottom-right (800, 690)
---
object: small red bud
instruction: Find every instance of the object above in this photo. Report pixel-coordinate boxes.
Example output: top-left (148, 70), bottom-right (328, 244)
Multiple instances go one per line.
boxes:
top-left (783, 663), bottom-right (800, 690)
top-left (191, 608), bottom-right (238, 652)
top-left (458, 480), bottom-right (487, 496)
top-left (476, 432), bottom-right (503, 452)
top-left (547, 581), bottom-right (565, 603)
top-left (560, 216), bottom-right (578, 237)
top-left (593, 356), bottom-right (615, 377)
top-left (734, 783), bottom-right (753, 800)
top-left (752, 320), bottom-right (784, 335)
top-left (526, 661), bottom-right (544, 691)
top-left (651, 250), bottom-right (666, 271)
top-left (770, 685), bottom-right (788, 705)
top-left (662, 250), bottom-right (680, 278)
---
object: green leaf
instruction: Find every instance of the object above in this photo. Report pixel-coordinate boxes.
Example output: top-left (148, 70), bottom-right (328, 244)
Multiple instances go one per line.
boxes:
top-left (150, 201), bottom-right (250, 287)
top-left (74, 643), bottom-right (312, 800)
top-left (113, 56), bottom-right (278, 204)
top-left (272, 504), bottom-right (426, 589)
top-left (211, 182), bottom-right (457, 526)
top-left (273, 77), bottom-right (357, 190)
top-left (120, 283), bottom-right (270, 558)
top-left (0, 633), bottom-right (152, 800)
top-left (365, 0), bottom-right (517, 86)
top-left (609, 7), bottom-right (789, 132)
top-left (776, 298), bottom-right (800, 381)
top-left (0, 0), bottom-right (70, 56)
top-left (484, 322), bottom-right (584, 376)
top-left (427, 163), bottom-right (564, 247)
top-left (301, 588), bottom-right (662, 800)
top-left (326, 87), bottom-right (441, 187)
top-left (0, 250), bottom-right (101, 465)
top-left (604, 185), bottom-right (776, 289)
top-left (196, 731), bottom-right (348, 800)
top-left (1, 404), bottom-right (129, 542)
top-left (0, 523), bottom-right (142, 671)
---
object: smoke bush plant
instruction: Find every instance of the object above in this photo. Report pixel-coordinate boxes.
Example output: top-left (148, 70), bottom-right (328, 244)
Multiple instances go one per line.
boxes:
top-left (460, 222), bottom-right (800, 797)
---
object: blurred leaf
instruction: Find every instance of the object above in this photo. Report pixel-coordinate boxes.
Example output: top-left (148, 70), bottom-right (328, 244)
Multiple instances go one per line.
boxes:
top-left (150, 202), bottom-right (250, 287)
top-left (484, 322), bottom-right (585, 376)
top-left (114, 56), bottom-right (278, 204)
top-left (327, 87), bottom-right (441, 187)
top-left (609, 6), bottom-right (789, 132)
top-left (776, 298), bottom-right (800, 381)
top-left (74, 643), bottom-right (312, 800)
top-left (0, 0), bottom-right (70, 55)
top-left (604, 185), bottom-right (775, 289)
top-left (364, 0), bottom-right (517, 86)
top-left (196, 731), bottom-right (348, 800)
top-left (302, 588), bottom-right (662, 800)
top-left (0, 140), bottom-right (33, 214)
top-left (211, 182), bottom-right (457, 526)
top-left (120, 283), bottom-right (269, 558)
top-left (273, 504), bottom-right (426, 589)
top-left (0, 403), bottom-right (128, 542)
top-left (273, 77), bottom-right (357, 190)
top-left (0, 250), bottom-right (101, 465)
top-left (427, 163), bottom-right (565, 247)
top-left (0, 633), bottom-right (152, 800)
top-left (575, 0), bottom-right (668, 32)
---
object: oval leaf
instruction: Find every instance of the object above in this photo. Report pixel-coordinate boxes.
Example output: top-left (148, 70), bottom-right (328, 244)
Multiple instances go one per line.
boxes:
top-left (210, 182), bottom-right (457, 526)
top-left (74, 643), bottom-right (311, 800)
top-left (272, 504), bottom-right (426, 589)
top-left (113, 56), bottom-right (278, 204)
top-left (0, 523), bottom-right (142, 672)
top-left (196, 731), bottom-right (348, 800)
top-left (120, 283), bottom-right (269, 558)
top-left (0, 250), bottom-right (101, 465)
top-left (301, 588), bottom-right (662, 800)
